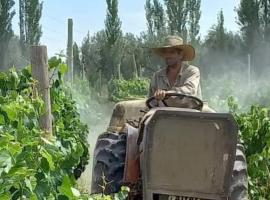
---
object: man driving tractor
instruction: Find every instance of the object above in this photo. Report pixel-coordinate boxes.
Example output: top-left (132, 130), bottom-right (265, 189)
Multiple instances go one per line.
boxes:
top-left (91, 35), bottom-right (248, 200)
top-left (149, 35), bottom-right (202, 101)
top-left (146, 35), bottom-right (248, 200)
top-left (149, 35), bottom-right (213, 112)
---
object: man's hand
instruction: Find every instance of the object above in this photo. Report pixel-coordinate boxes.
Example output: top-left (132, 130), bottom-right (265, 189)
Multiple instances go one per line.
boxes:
top-left (154, 89), bottom-right (167, 100)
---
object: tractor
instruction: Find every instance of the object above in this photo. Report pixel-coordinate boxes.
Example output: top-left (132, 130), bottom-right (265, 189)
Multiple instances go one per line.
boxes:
top-left (91, 92), bottom-right (248, 200)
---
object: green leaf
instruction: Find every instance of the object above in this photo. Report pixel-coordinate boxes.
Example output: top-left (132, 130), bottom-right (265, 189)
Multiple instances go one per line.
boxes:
top-left (21, 66), bottom-right (32, 79)
top-left (49, 56), bottom-right (62, 69)
top-left (41, 137), bottom-right (53, 145)
top-left (0, 193), bottom-right (12, 200)
top-left (35, 179), bottom-right (51, 198)
top-left (10, 90), bottom-right (18, 99)
top-left (41, 149), bottom-right (55, 171)
top-left (0, 71), bottom-right (7, 78)
top-left (54, 79), bottom-right (60, 88)
top-left (25, 178), bottom-right (33, 192)
top-left (30, 194), bottom-right (38, 200)
top-left (25, 176), bottom-right (37, 194)
top-left (114, 186), bottom-right (130, 200)
top-left (0, 96), bottom-right (5, 104)
top-left (60, 63), bottom-right (68, 75)
top-left (71, 187), bottom-right (81, 197)
top-left (8, 166), bottom-right (31, 177)
top-left (58, 175), bottom-right (74, 199)
top-left (0, 150), bottom-right (12, 175)
top-left (10, 68), bottom-right (19, 87)
top-left (3, 104), bottom-right (18, 121)
top-left (0, 114), bottom-right (5, 125)
top-left (8, 142), bottom-right (22, 156)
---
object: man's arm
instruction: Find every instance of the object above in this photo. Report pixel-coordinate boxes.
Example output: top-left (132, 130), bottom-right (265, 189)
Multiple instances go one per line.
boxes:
top-left (171, 67), bottom-right (200, 96)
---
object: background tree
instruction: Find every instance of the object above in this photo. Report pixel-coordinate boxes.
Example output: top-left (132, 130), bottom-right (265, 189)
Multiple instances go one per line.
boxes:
top-left (145, 0), bottom-right (155, 36)
top-left (105, 0), bottom-right (122, 47)
top-left (237, 0), bottom-right (260, 63)
top-left (164, 0), bottom-right (188, 40)
top-left (257, 0), bottom-right (270, 75)
top-left (19, 0), bottom-right (25, 49)
top-left (237, 0), bottom-right (261, 49)
top-left (205, 10), bottom-right (226, 50)
top-left (0, 0), bottom-right (15, 69)
top-left (186, 0), bottom-right (201, 44)
top-left (260, 0), bottom-right (270, 43)
top-left (6, 36), bottom-right (27, 68)
top-left (104, 0), bottom-right (122, 79)
top-left (119, 33), bottom-right (140, 79)
top-left (73, 42), bottom-right (82, 77)
top-left (152, 0), bottom-right (166, 36)
top-left (145, 0), bottom-right (166, 38)
top-left (202, 10), bottom-right (244, 76)
top-left (81, 32), bottom-right (93, 84)
top-left (19, 0), bottom-right (43, 46)
top-left (237, 0), bottom-right (270, 76)
top-left (81, 31), bottom-right (107, 87)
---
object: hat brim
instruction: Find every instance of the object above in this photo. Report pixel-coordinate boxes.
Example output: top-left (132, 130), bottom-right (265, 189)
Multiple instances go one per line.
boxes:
top-left (151, 45), bottom-right (195, 61)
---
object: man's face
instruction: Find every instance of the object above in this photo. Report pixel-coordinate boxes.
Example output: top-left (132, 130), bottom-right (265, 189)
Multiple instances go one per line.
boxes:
top-left (162, 48), bottom-right (183, 67)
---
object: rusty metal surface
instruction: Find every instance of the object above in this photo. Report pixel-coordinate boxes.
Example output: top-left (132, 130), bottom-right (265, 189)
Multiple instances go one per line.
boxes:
top-left (107, 100), bottom-right (146, 133)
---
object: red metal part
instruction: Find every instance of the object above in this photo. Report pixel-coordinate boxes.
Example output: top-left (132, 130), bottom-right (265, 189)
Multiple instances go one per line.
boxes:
top-left (123, 124), bottom-right (140, 184)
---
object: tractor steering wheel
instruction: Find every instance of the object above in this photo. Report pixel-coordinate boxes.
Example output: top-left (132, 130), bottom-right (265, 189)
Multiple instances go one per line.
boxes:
top-left (146, 92), bottom-right (203, 111)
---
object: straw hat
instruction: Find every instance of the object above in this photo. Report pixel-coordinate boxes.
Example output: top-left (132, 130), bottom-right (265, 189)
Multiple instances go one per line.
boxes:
top-left (151, 35), bottom-right (195, 61)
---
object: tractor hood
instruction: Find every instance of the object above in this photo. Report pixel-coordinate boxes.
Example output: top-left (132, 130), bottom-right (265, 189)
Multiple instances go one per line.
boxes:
top-left (141, 107), bottom-right (238, 199)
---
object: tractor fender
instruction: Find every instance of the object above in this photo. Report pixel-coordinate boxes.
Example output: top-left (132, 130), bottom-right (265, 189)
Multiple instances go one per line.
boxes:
top-left (123, 124), bottom-right (140, 184)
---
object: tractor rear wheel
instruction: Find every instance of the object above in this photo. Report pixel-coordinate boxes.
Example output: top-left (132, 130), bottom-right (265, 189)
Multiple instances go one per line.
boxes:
top-left (229, 144), bottom-right (248, 200)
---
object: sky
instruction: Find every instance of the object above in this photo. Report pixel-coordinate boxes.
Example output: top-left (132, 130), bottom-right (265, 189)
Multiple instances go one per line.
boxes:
top-left (12, 0), bottom-right (240, 57)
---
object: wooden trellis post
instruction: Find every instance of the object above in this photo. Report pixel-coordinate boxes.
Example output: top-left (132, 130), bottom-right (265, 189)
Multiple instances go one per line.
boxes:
top-left (30, 45), bottom-right (52, 137)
